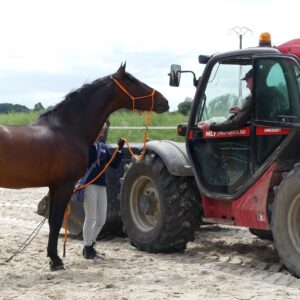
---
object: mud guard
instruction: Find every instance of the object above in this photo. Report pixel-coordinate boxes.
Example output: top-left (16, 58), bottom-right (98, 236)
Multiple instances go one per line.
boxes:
top-left (146, 140), bottom-right (193, 176)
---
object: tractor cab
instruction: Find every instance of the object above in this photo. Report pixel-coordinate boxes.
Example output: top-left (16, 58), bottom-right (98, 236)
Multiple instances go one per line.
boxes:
top-left (172, 34), bottom-right (300, 203)
top-left (188, 48), bottom-right (300, 200)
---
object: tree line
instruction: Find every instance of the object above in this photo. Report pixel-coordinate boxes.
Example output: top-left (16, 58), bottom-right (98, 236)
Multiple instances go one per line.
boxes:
top-left (0, 98), bottom-right (192, 115)
top-left (0, 102), bottom-right (45, 114)
top-left (177, 97), bottom-right (192, 115)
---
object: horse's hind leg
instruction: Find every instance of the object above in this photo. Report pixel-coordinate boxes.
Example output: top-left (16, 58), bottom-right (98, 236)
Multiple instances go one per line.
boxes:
top-left (47, 183), bottom-right (74, 271)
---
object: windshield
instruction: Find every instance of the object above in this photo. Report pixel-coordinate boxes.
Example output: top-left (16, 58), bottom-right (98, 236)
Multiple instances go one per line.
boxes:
top-left (195, 63), bottom-right (252, 124)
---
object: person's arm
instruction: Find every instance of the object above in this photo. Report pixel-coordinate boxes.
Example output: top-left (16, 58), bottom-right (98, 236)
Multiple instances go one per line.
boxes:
top-left (105, 139), bottom-right (124, 169)
top-left (109, 151), bottom-right (123, 169)
top-left (210, 96), bottom-right (252, 132)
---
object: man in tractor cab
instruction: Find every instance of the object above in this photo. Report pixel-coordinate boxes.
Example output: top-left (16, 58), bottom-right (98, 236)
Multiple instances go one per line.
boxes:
top-left (198, 69), bottom-right (253, 132)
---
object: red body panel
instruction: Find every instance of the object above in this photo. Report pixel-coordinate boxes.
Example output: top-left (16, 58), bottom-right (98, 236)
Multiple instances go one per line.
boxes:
top-left (202, 127), bottom-right (250, 139)
top-left (256, 127), bottom-right (290, 136)
top-left (189, 126), bottom-right (290, 140)
top-left (202, 163), bottom-right (276, 229)
top-left (276, 39), bottom-right (300, 58)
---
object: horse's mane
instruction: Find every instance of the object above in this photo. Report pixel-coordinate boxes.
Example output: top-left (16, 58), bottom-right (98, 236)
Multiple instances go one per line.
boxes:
top-left (39, 76), bottom-right (111, 118)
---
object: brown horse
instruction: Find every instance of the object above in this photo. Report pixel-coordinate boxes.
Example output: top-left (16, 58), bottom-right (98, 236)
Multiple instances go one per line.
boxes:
top-left (0, 63), bottom-right (169, 270)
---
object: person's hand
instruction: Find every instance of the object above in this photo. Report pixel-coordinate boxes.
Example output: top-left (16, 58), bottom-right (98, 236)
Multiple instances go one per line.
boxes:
top-left (229, 106), bottom-right (240, 114)
top-left (117, 138), bottom-right (125, 151)
top-left (197, 122), bottom-right (210, 131)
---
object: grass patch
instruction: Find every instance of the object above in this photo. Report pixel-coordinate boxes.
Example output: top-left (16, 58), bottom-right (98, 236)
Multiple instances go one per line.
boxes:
top-left (109, 110), bottom-right (188, 127)
top-left (0, 110), bottom-right (188, 142)
top-left (0, 112), bottom-right (39, 125)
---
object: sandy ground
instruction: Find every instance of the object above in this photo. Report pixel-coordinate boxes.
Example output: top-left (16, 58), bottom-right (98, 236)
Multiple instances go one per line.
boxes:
top-left (1, 188), bottom-right (300, 300)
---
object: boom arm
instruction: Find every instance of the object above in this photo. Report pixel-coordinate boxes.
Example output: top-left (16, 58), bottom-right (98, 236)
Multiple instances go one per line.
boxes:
top-left (276, 39), bottom-right (300, 58)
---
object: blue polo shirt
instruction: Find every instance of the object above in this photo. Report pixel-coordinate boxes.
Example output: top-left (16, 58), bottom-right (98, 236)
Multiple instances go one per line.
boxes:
top-left (85, 142), bottom-right (122, 186)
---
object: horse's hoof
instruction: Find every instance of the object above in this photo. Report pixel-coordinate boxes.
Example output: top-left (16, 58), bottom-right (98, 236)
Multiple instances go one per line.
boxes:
top-left (49, 258), bottom-right (65, 271)
top-left (50, 264), bottom-right (65, 271)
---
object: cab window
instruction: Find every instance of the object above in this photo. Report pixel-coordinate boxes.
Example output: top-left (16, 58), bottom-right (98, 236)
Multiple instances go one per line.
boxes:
top-left (189, 61), bottom-right (252, 195)
top-left (254, 57), bottom-right (300, 166)
top-left (255, 58), bottom-right (300, 121)
top-left (197, 63), bottom-right (252, 124)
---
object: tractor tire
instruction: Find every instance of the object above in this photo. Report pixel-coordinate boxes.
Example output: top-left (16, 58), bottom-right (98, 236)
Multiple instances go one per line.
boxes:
top-left (249, 228), bottom-right (273, 241)
top-left (271, 163), bottom-right (300, 277)
top-left (120, 151), bottom-right (201, 253)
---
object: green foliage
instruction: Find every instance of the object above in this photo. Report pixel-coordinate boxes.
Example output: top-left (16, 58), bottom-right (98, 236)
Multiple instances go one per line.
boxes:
top-left (207, 93), bottom-right (238, 118)
top-left (0, 110), bottom-right (188, 142)
top-left (34, 102), bottom-right (45, 112)
top-left (0, 103), bottom-right (30, 114)
top-left (108, 110), bottom-right (187, 143)
top-left (109, 110), bottom-right (188, 126)
top-left (0, 112), bottom-right (38, 125)
top-left (177, 98), bottom-right (192, 115)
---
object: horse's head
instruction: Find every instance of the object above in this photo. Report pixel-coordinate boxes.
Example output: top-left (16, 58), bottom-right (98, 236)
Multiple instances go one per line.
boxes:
top-left (112, 63), bottom-right (169, 114)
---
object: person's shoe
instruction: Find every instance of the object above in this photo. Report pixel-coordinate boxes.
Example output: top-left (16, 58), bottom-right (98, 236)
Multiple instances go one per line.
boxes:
top-left (92, 242), bottom-right (106, 259)
top-left (94, 251), bottom-right (106, 260)
top-left (83, 246), bottom-right (96, 259)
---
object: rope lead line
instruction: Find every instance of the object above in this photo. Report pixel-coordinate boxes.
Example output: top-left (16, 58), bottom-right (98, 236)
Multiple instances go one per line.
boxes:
top-left (7, 74), bottom-right (154, 262)
top-left (63, 76), bottom-right (154, 256)
top-left (5, 217), bottom-right (47, 263)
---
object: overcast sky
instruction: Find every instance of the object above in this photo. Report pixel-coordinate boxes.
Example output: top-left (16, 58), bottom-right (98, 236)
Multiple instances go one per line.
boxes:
top-left (0, 0), bottom-right (299, 111)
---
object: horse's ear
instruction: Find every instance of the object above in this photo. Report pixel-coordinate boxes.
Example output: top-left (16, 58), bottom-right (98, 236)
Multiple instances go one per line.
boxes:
top-left (115, 62), bottom-right (126, 79)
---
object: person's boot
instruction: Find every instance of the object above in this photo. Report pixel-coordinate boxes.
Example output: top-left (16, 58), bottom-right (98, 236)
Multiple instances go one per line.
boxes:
top-left (91, 242), bottom-right (105, 259)
top-left (82, 246), bottom-right (96, 259)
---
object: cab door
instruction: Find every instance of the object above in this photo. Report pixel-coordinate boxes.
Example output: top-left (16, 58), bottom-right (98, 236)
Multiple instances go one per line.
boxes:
top-left (252, 56), bottom-right (300, 170)
top-left (187, 59), bottom-right (254, 199)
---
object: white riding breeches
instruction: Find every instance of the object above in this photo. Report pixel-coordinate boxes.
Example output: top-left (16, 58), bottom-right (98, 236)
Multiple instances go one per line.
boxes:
top-left (82, 184), bottom-right (107, 246)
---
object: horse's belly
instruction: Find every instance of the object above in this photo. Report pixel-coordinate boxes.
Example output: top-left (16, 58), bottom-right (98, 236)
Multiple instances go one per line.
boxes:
top-left (0, 150), bottom-right (84, 189)
top-left (0, 125), bottom-right (86, 188)
top-left (0, 155), bottom-right (52, 188)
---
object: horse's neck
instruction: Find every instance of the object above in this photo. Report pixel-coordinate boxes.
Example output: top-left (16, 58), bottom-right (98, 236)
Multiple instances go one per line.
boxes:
top-left (45, 86), bottom-right (124, 146)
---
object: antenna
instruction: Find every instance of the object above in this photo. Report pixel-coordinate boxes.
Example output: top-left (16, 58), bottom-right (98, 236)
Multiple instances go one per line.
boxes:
top-left (229, 26), bottom-right (253, 49)
top-left (229, 27), bottom-right (253, 103)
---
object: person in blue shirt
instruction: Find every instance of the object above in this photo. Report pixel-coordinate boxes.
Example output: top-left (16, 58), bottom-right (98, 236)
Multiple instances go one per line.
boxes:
top-left (82, 121), bottom-right (124, 259)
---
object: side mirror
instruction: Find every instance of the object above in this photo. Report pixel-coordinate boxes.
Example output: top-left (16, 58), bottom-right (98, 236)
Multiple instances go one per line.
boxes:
top-left (169, 64), bottom-right (181, 87)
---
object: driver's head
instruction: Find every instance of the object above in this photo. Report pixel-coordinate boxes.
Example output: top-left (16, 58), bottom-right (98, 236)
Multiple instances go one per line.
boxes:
top-left (242, 69), bottom-right (253, 92)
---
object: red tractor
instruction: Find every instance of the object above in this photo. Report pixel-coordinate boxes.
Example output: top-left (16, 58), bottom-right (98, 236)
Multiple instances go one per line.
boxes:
top-left (120, 33), bottom-right (300, 277)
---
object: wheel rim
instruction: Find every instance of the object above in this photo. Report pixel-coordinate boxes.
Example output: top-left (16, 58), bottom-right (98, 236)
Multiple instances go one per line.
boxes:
top-left (288, 193), bottom-right (300, 253)
top-left (129, 175), bottom-right (160, 232)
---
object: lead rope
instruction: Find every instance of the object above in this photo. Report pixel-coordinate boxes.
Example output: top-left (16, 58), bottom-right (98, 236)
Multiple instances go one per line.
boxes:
top-left (62, 147), bottom-right (120, 257)
top-left (5, 217), bottom-right (47, 263)
top-left (63, 76), bottom-right (154, 256)
top-left (6, 78), bottom-right (154, 262)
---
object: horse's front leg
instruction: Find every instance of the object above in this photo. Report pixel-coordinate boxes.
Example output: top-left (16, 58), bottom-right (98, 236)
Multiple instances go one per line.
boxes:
top-left (47, 183), bottom-right (74, 271)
